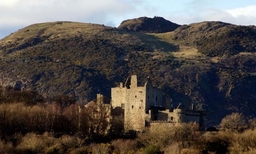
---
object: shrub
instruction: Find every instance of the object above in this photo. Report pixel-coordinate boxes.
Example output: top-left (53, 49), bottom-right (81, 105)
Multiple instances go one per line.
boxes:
top-left (111, 139), bottom-right (136, 153)
top-left (90, 143), bottom-right (111, 154)
top-left (0, 140), bottom-right (14, 153)
top-left (248, 118), bottom-right (256, 130)
top-left (16, 132), bottom-right (56, 153)
top-left (137, 124), bottom-right (175, 149)
top-left (69, 146), bottom-right (91, 154)
top-left (162, 143), bottom-right (180, 154)
top-left (173, 122), bottom-right (200, 148)
top-left (141, 145), bottom-right (161, 154)
top-left (230, 129), bottom-right (256, 153)
top-left (220, 112), bottom-right (246, 132)
top-left (189, 131), bottom-right (232, 154)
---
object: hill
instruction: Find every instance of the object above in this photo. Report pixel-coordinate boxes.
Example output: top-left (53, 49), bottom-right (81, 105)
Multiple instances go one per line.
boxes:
top-left (118, 16), bottom-right (180, 33)
top-left (172, 21), bottom-right (256, 56)
top-left (1, 18), bottom-right (256, 126)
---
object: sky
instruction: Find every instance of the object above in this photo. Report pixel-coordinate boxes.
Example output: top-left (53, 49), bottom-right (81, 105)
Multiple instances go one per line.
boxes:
top-left (1, 0), bottom-right (256, 39)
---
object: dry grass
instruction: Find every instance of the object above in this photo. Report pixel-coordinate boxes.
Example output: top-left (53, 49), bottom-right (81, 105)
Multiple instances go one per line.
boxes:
top-left (89, 143), bottom-right (111, 154)
top-left (16, 132), bottom-right (57, 153)
top-left (111, 139), bottom-right (137, 153)
top-left (163, 143), bottom-right (181, 154)
top-left (0, 140), bottom-right (14, 153)
top-left (172, 46), bottom-right (201, 58)
top-left (152, 32), bottom-right (210, 62)
top-left (15, 132), bottom-right (84, 153)
top-left (1, 22), bottom-right (108, 44)
top-left (230, 129), bottom-right (256, 153)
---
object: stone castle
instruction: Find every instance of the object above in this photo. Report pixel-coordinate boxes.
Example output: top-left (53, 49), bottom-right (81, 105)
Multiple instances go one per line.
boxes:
top-left (111, 75), bottom-right (205, 131)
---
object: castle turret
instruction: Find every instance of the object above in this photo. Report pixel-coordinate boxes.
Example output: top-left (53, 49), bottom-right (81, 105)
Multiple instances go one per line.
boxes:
top-left (130, 75), bottom-right (137, 88)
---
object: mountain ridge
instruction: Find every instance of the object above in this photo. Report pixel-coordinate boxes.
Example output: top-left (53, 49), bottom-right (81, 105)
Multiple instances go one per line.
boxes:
top-left (1, 17), bottom-right (256, 126)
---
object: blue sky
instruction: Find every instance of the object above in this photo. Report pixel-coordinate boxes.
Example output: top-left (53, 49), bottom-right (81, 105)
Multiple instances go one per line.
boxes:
top-left (1, 0), bottom-right (256, 39)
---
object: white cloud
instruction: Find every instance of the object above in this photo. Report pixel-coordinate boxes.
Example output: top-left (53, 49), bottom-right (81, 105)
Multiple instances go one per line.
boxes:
top-left (225, 5), bottom-right (256, 25)
top-left (0, 0), bottom-right (140, 38)
top-left (0, 0), bottom-right (136, 28)
top-left (167, 5), bottom-right (256, 26)
top-left (0, 0), bottom-right (20, 7)
top-left (227, 5), bottom-right (256, 17)
top-left (1, 0), bottom-right (256, 39)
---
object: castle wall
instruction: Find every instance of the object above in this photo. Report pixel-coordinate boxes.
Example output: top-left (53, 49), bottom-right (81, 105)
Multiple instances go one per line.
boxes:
top-left (150, 121), bottom-right (175, 131)
top-left (111, 75), bottom-right (148, 131)
top-left (110, 75), bottom-right (204, 132)
top-left (145, 81), bottom-right (165, 111)
top-left (124, 85), bottom-right (146, 131)
top-left (151, 109), bottom-right (201, 124)
top-left (150, 109), bottom-right (181, 123)
top-left (111, 83), bottom-right (126, 108)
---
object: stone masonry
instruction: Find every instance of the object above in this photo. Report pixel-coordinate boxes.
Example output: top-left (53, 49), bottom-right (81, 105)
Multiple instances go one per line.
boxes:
top-left (111, 75), bottom-right (205, 131)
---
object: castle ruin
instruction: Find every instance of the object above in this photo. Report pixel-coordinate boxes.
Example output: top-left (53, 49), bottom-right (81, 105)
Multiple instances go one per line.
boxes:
top-left (111, 75), bottom-right (205, 131)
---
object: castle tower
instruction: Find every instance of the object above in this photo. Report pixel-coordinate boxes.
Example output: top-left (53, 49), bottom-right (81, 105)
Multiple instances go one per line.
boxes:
top-left (130, 75), bottom-right (137, 88)
top-left (111, 75), bottom-right (205, 131)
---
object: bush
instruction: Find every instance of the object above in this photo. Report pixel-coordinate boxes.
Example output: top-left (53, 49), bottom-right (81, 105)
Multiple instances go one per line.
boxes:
top-left (230, 129), bottom-right (256, 153)
top-left (69, 146), bottom-right (91, 154)
top-left (141, 145), bottom-right (161, 154)
top-left (15, 133), bottom-right (85, 153)
top-left (220, 112), bottom-right (246, 132)
top-left (16, 132), bottom-right (56, 153)
top-left (198, 134), bottom-right (229, 154)
top-left (137, 124), bottom-right (175, 149)
top-left (0, 140), bottom-right (14, 153)
top-left (173, 122), bottom-right (200, 148)
top-left (89, 143), bottom-right (111, 154)
top-left (111, 139), bottom-right (136, 153)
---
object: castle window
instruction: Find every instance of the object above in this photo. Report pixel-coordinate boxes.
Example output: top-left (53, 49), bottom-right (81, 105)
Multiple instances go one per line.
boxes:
top-left (121, 103), bottom-right (125, 109)
top-left (135, 95), bottom-right (137, 98)
top-left (154, 116), bottom-right (157, 120)
top-left (170, 117), bottom-right (173, 121)
top-left (140, 100), bottom-right (143, 103)
top-left (132, 105), bottom-right (134, 109)
top-left (139, 107), bottom-right (141, 109)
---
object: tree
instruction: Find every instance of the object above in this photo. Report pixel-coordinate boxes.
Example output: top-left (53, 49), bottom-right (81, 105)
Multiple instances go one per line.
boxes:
top-left (220, 112), bottom-right (246, 132)
top-left (85, 101), bottom-right (111, 139)
top-left (248, 118), bottom-right (256, 130)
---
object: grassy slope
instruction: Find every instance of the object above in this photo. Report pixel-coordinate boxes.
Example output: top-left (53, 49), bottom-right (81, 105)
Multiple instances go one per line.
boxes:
top-left (0, 21), bottom-right (256, 125)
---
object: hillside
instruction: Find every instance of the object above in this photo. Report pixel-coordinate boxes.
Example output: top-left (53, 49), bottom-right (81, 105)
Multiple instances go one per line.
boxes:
top-left (118, 16), bottom-right (180, 33)
top-left (1, 17), bottom-right (256, 126)
top-left (171, 21), bottom-right (256, 56)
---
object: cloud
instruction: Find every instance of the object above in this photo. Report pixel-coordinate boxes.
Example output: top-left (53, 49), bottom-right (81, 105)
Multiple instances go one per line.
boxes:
top-left (1, 0), bottom-right (256, 39)
top-left (0, 0), bottom-right (20, 7)
top-left (226, 5), bottom-right (256, 25)
top-left (227, 5), bottom-right (256, 17)
top-left (167, 4), bottom-right (256, 26)
top-left (0, 0), bottom-right (136, 28)
top-left (0, 0), bottom-right (139, 38)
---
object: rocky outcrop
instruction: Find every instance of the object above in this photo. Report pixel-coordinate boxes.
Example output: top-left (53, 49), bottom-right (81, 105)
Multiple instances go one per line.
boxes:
top-left (118, 16), bottom-right (180, 33)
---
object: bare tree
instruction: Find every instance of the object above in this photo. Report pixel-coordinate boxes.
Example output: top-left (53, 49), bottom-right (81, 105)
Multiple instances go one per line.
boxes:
top-left (85, 101), bottom-right (111, 138)
top-left (220, 112), bottom-right (246, 132)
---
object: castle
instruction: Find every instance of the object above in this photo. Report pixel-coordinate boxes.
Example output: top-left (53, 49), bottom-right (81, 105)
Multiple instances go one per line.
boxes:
top-left (111, 75), bottom-right (205, 131)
